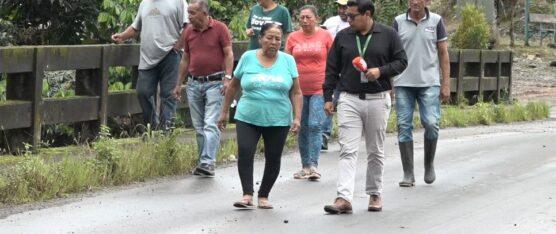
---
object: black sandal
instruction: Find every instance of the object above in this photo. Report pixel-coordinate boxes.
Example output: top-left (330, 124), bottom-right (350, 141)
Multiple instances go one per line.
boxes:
top-left (233, 199), bottom-right (254, 209)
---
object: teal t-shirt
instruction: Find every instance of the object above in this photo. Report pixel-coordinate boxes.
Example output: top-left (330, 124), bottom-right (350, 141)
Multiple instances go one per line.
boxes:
top-left (246, 4), bottom-right (293, 50)
top-left (233, 50), bottom-right (299, 127)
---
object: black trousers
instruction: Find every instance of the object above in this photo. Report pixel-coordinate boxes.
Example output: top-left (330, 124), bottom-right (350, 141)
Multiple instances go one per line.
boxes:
top-left (236, 120), bottom-right (290, 198)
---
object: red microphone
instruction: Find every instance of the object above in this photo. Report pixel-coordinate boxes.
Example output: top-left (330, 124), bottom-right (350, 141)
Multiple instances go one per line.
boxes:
top-left (352, 56), bottom-right (367, 72)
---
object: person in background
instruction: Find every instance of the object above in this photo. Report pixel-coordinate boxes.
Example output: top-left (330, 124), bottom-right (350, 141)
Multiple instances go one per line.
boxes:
top-left (322, 0), bottom-right (350, 38)
top-left (392, 0), bottom-right (450, 187)
top-left (246, 0), bottom-right (293, 50)
top-left (321, 0), bottom-right (350, 150)
top-left (111, 0), bottom-right (188, 130)
top-left (218, 23), bottom-right (302, 209)
top-left (285, 5), bottom-right (333, 181)
top-left (172, 0), bottom-right (234, 177)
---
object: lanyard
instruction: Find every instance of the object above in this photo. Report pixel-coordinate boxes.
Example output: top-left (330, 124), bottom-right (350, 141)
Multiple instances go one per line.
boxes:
top-left (356, 34), bottom-right (372, 57)
top-left (356, 33), bottom-right (372, 84)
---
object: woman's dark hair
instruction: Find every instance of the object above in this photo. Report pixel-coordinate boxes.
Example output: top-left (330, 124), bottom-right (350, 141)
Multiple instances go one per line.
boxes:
top-left (259, 22), bottom-right (283, 37)
top-left (347, 0), bottom-right (375, 17)
top-left (299, 5), bottom-right (319, 18)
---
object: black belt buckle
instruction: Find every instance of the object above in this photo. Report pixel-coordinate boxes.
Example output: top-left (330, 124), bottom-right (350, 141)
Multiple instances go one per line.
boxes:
top-left (359, 93), bottom-right (366, 100)
top-left (190, 74), bottom-right (220, 82)
top-left (210, 73), bottom-right (223, 80)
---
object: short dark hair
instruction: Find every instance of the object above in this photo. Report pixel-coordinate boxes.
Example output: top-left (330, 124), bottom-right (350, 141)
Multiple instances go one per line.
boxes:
top-left (347, 0), bottom-right (375, 17)
top-left (260, 22), bottom-right (283, 37)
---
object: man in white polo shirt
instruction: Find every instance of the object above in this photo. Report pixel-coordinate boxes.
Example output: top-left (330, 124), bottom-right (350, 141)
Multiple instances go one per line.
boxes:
top-left (392, 0), bottom-right (450, 187)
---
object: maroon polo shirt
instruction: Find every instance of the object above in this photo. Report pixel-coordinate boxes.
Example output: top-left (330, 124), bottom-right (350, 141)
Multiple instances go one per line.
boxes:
top-left (181, 18), bottom-right (232, 77)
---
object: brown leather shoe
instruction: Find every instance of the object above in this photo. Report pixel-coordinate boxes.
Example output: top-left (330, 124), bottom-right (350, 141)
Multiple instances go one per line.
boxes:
top-left (368, 195), bottom-right (382, 212)
top-left (324, 197), bottom-right (353, 214)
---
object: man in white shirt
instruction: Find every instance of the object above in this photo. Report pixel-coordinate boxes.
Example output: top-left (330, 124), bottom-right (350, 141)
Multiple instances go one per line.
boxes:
top-left (321, 0), bottom-right (350, 150)
top-left (322, 0), bottom-right (350, 39)
top-left (111, 0), bottom-right (188, 131)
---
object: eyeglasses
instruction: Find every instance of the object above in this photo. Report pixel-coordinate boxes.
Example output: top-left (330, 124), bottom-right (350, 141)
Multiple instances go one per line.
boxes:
top-left (346, 13), bottom-right (361, 20)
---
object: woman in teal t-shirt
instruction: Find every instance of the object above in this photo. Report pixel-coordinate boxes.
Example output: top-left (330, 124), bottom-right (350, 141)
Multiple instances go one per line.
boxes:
top-left (218, 23), bottom-right (302, 209)
top-left (245, 0), bottom-right (293, 50)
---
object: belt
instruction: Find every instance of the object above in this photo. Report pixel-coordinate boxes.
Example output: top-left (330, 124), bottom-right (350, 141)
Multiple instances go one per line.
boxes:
top-left (188, 72), bottom-right (223, 82)
top-left (343, 91), bottom-right (389, 100)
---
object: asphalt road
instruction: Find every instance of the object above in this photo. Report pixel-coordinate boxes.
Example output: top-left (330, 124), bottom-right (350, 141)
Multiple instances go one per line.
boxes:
top-left (1, 108), bottom-right (555, 234)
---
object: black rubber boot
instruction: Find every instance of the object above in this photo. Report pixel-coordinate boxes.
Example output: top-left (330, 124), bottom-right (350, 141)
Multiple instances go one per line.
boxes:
top-left (424, 139), bottom-right (437, 184)
top-left (398, 141), bottom-right (415, 187)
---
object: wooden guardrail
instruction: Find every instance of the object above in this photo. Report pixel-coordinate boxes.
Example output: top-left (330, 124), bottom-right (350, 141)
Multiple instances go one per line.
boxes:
top-left (448, 49), bottom-right (513, 103)
top-left (529, 13), bottom-right (556, 46)
top-left (0, 43), bottom-right (248, 152)
top-left (0, 43), bottom-right (511, 152)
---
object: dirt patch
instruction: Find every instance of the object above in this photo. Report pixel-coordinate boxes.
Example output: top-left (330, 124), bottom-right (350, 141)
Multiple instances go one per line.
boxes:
top-left (511, 46), bottom-right (556, 100)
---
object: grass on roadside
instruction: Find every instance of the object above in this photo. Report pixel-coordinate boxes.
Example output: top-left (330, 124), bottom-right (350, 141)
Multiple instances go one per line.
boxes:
top-left (0, 101), bottom-right (550, 204)
top-left (386, 101), bottom-right (550, 133)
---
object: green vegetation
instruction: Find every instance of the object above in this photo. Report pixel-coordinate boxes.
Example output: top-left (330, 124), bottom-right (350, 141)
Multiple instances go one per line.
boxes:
top-left (451, 4), bottom-right (491, 49)
top-left (0, 77), bottom-right (5, 102)
top-left (0, 0), bottom-right (100, 45)
top-left (386, 101), bottom-right (551, 133)
top-left (0, 129), bottom-right (195, 203)
top-left (108, 67), bottom-right (134, 91)
top-left (373, 0), bottom-right (407, 25)
top-left (0, 0), bottom-right (412, 45)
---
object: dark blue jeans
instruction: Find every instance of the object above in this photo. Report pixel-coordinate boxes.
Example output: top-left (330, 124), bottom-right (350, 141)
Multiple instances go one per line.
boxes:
top-left (136, 50), bottom-right (181, 129)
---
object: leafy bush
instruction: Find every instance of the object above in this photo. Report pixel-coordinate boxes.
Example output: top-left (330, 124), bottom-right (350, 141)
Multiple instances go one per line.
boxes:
top-left (0, 19), bottom-right (16, 46)
top-left (374, 0), bottom-right (407, 25)
top-left (451, 4), bottom-right (490, 49)
top-left (0, 0), bottom-right (101, 45)
top-left (97, 0), bottom-right (142, 43)
top-left (107, 67), bottom-right (132, 91)
top-left (228, 7), bottom-right (251, 41)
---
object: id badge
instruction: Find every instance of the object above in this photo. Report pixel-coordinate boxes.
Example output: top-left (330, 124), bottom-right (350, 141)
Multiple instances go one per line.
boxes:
top-left (360, 72), bottom-right (368, 83)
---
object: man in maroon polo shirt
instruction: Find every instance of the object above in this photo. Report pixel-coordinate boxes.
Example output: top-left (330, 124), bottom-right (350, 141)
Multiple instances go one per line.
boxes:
top-left (172, 0), bottom-right (234, 177)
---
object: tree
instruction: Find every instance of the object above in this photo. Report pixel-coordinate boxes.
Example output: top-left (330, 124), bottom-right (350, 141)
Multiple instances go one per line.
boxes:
top-left (0, 0), bottom-right (101, 45)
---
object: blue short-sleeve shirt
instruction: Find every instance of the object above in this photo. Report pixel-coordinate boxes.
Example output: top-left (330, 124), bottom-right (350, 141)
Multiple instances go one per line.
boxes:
top-left (233, 50), bottom-right (299, 127)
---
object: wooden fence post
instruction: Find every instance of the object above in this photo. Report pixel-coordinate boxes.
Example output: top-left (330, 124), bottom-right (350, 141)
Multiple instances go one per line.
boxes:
top-left (495, 52), bottom-right (502, 103)
top-left (31, 48), bottom-right (46, 149)
top-left (478, 50), bottom-right (485, 102)
top-left (456, 50), bottom-right (464, 103)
